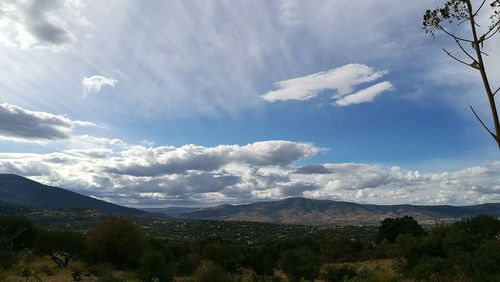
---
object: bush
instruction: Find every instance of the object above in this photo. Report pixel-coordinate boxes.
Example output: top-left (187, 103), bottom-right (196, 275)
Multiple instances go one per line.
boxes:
top-left (453, 215), bottom-right (500, 240)
top-left (409, 257), bottom-right (447, 281)
top-left (278, 247), bottom-right (320, 282)
top-left (201, 242), bottom-right (241, 272)
top-left (35, 230), bottom-right (85, 267)
top-left (137, 249), bottom-right (173, 282)
top-left (192, 262), bottom-right (232, 282)
top-left (376, 216), bottom-right (426, 244)
top-left (85, 217), bottom-right (147, 269)
top-left (0, 215), bottom-right (37, 251)
top-left (0, 233), bottom-right (17, 269)
top-left (176, 253), bottom-right (201, 276)
top-left (465, 240), bottom-right (500, 282)
top-left (394, 216), bottom-right (500, 281)
top-left (320, 264), bottom-right (357, 281)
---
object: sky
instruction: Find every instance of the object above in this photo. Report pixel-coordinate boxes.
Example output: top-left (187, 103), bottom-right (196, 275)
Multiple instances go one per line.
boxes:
top-left (0, 0), bottom-right (499, 208)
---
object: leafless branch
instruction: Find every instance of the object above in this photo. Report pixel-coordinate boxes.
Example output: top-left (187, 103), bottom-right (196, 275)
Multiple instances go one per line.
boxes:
top-left (438, 24), bottom-right (474, 42)
top-left (482, 23), bottom-right (500, 42)
top-left (442, 48), bottom-right (476, 68)
top-left (494, 87), bottom-right (500, 97)
top-left (458, 18), bottom-right (470, 26)
top-left (473, 0), bottom-right (487, 17)
top-left (454, 39), bottom-right (477, 62)
top-left (470, 105), bottom-right (496, 137)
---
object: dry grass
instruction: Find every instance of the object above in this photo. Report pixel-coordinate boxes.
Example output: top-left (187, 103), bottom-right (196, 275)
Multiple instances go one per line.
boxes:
top-left (320, 259), bottom-right (409, 282)
top-left (2, 256), bottom-right (98, 282)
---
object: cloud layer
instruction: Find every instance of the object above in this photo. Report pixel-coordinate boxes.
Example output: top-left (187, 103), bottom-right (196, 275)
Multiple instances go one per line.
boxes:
top-left (261, 64), bottom-right (393, 106)
top-left (106, 141), bottom-right (321, 177)
top-left (0, 0), bottom-right (87, 50)
top-left (0, 135), bottom-right (498, 207)
top-left (0, 103), bottom-right (496, 208)
top-left (0, 103), bottom-right (95, 142)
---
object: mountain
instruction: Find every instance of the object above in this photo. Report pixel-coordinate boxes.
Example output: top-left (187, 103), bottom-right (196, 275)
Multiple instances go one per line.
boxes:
top-left (141, 207), bottom-right (201, 216)
top-left (179, 197), bottom-right (500, 225)
top-left (0, 174), bottom-right (146, 216)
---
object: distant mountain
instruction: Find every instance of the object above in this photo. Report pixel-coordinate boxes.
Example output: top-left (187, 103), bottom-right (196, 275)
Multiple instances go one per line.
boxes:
top-left (0, 174), bottom-right (146, 216)
top-left (179, 197), bottom-right (500, 225)
top-left (142, 207), bottom-right (201, 216)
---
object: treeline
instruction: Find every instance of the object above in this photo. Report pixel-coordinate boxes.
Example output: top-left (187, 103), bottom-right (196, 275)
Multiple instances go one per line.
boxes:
top-left (1, 215), bottom-right (500, 281)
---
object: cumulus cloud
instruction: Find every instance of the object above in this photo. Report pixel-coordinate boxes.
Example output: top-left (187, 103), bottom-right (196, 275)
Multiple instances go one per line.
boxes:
top-left (1, 137), bottom-right (499, 207)
top-left (335, 81), bottom-right (394, 106)
top-left (261, 64), bottom-right (392, 106)
top-left (0, 0), bottom-right (87, 50)
top-left (0, 103), bottom-right (96, 142)
top-left (0, 104), bottom-right (497, 207)
top-left (82, 75), bottom-right (118, 95)
top-left (294, 164), bottom-right (332, 174)
top-left (106, 141), bottom-right (321, 177)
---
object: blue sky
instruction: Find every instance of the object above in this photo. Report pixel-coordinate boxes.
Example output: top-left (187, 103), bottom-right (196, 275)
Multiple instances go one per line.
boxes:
top-left (0, 0), bottom-right (499, 207)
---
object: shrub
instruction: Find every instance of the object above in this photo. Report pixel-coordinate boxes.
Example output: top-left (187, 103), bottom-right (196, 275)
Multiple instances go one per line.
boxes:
top-left (278, 247), bottom-right (320, 282)
top-left (85, 217), bottom-right (147, 269)
top-left (0, 215), bottom-right (37, 251)
top-left (320, 264), bottom-right (357, 281)
top-left (176, 253), bottom-right (201, 276)
top-left (376, 216), bottom-right (426, 244)
top-left (137, 249), bottom-right (173, 282)
top-left (35, 230), bottom-right (85, 267)
top-left (192, 262), bottom-right (232, 282)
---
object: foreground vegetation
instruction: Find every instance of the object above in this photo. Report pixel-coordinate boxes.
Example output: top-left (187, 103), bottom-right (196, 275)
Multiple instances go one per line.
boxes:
top-left (1, 213), bottom-right (499, 281)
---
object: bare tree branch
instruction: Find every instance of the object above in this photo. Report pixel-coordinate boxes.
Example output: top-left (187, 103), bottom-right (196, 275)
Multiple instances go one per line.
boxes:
top-left (424, 0), bottom-right (500, 149)
top-left (482, 20), bottom-right (500, 42)
top-left (473, 0), bottom-right (488, 16)
top-left (442, 48), bottom-right (477, 68)
top-left (470, 105), bottom-right (496, 138)
top-left (454, 39), bottom-right (477, 62)
top-left (438, 24), bottom-right (474, 42)
top-left (466, 0), bottom-right (500, 149)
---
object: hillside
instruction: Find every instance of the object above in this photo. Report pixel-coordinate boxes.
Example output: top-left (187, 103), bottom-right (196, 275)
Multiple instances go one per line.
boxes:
top-left (179, 197), bottom-right (500, 225)
top-left (0, 174), bottom-right (146, 216)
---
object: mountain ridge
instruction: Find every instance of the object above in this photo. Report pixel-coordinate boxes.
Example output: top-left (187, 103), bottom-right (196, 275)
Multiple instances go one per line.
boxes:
top-left (2, 174), bottom-right (499, 225)
top-left (0, 174), bottom-right (146, 216)
top-left (177, 197), bottom-right (500, 225)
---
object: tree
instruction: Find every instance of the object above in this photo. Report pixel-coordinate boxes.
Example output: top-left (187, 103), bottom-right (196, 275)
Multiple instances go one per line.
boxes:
top-left (423, 0), bottom-right (500, 148)
top-left (453, 214), bottom-right (500, 240)
top-left (85, 216), bottom-right (147, 269)
top-left (137, 249), bottom-right (174, 282)
top-left (34, 230), bottom-right (85, 267)
top-left (376, 216), bottom-right (426, 244)
top-left (201, 242), bottom-right (241, 272)
top-left (0, 215), bottom-right (37, 251)
top-left (278, 247), bottom-right (320, 282)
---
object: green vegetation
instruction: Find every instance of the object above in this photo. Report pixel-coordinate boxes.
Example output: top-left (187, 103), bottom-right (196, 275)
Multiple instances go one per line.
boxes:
top-left (1, 213), bottom-right (499, 281)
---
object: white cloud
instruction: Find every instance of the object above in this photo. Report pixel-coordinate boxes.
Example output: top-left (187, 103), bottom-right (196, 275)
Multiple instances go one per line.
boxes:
top-left (82, 75), bottom-right (117, 95)
top-left (335, 81), bottom-right (394, 106)
top-left (105, 141), bottom-right (322, 177)
top-left (1, 136), bottom-right (499, 207)
top-left (0, 103), bottom-right (96, 142)
top-left (261, 64), bottom-right (392, 106)
top-left (279, 0), bottom-right (301, 27)
top-left (0, 0), bottom-right (88, 50)
top-left (0, 1), bottom-right (436, 118)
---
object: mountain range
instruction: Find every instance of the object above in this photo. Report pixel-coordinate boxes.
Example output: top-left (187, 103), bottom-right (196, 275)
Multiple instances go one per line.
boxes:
top-left (0, 174), bottom-right (145, 216)
top-left (1, 174), bottom-right (499, 225)
top-left (176, 197), bottom-right (500, 225)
